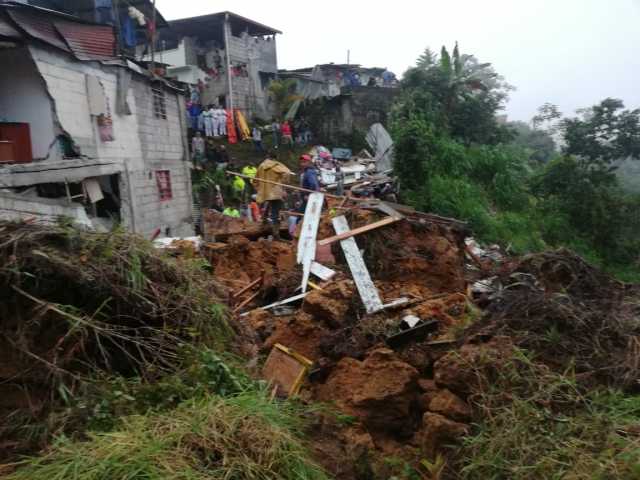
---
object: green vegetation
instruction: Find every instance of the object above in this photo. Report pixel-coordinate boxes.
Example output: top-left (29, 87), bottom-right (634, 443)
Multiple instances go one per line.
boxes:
top-left (7, 393), bottom-right (327, 480)
top-left (459, 350), bottom-right (640, 479)
top-left (268, 78), bottom-right (303, 119)
top-left (392, 44), bottom-right (640, 280)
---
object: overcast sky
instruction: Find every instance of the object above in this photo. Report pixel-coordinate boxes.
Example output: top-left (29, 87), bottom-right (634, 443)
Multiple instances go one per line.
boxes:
top-left (156, 0), bottom-right (640, 122)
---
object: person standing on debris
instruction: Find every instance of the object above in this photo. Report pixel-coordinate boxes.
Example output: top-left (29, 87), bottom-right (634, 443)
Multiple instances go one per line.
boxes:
top-left (191, 131), bottom-right (205, 168)
top-left (335, 163), bottom-right (345, 196)
top-left (301, 155), bottom-right (320, 192)
top-left (299, 154), bottom-right (320, 214)
top-left (252, 126), bottom-right (263, 153)
top-left (241, 163), bottom-right (257, 203)
top-left (281, 121), bottom-right (293, 149)
top-left (249, 194), bottom-right (261, 223)
top-left (256, 152), bottom-right (292, 241)
top-left (232, 175), bottom-right (245, 200)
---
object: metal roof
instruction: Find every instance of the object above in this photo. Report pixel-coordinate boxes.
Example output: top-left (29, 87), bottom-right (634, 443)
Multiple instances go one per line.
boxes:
top-left (1, 4), bottom-right (116, 60)
top-left (168, 11), bottom-right (281, 38)
top-left (7, 8), bottom-right (70, 52)
top-left (55, 20), bottom-right (115, 60)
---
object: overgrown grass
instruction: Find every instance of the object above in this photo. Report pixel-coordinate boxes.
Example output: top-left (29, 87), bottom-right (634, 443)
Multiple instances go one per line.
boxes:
top-left (6, 392), bottom-right (328, 480)
top-left (459, 350), bottom-right (640, 479)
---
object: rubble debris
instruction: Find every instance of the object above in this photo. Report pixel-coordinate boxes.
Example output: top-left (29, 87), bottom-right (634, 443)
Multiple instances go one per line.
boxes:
top-left (426, 389), bottom-right (472, 422)
top-left (297, 192), bottom-right (324, 291)
top-left (434, 337), bottom-right (515, 395)
top-left (262, 343), bottom-right (313, 397)
top-left (240, 292), bottom-right (310, 318)
top-left (264, 312), bottom-right (328, 360)
top-left (315, 348), bottom-right (420, 434)
top-left (479, 249), bottom-right (640, 388)
top-left (310, 261), bottom-right (337, 282)
top-left (415, 412), bottom-right (470, 458)
top-left (303, 280), bottom-right (357, 328)
top-left (332, 215), bottom-right (385, 314)
top-left (318, 215), bottom-right (399, 247)
top-left (386, 320), bottom-right (439, 349)
top-left (0, 221), bottom-right (228, 459)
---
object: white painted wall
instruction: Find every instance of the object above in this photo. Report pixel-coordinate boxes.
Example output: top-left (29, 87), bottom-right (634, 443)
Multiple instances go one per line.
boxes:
top-left (157, 43), bottom-right (187, 68)
top-left (5, 45), bottom-right (195, 237)
top-left (0, 47), bottom-right (57, 160)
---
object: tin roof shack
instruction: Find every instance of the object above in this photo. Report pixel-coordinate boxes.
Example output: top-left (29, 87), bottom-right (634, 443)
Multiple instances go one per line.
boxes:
top-left (0, 3), bottom-right (194, 237)
top-left (156, 12), bottom-right (281, 120)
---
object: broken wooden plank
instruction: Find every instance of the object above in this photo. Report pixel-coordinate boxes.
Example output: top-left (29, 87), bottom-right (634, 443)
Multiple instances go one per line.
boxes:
top-left (310, 262), bottom-right (336, 282)
top-left (239, 292), bottom-right (309, 317)
top-left (262, 344), bottom-right (313, 397)
top-left (297, 192), bottom-right (324, 292)
top-left (318, 216), bottom-right (399, 247)
top-left (380, 297), bottom-right (410, 311)
top-left (332, 215), bottom-right (384, 314)
top-left (232, 289), bottom-right (262, 314)
top-left (231, 277), bottom-right (262, 302)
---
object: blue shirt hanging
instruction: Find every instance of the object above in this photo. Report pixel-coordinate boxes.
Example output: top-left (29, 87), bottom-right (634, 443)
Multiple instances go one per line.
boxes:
top-left (119, 14), bottom-right (136, 48)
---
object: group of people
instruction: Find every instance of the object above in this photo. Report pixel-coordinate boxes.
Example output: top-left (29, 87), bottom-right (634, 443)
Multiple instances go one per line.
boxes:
top-left (191, 134), bottom-right (230, 169)
top-left (251, 120), bottom-right (295, 152)
top-left (188, 104), bottom-right (229, 138)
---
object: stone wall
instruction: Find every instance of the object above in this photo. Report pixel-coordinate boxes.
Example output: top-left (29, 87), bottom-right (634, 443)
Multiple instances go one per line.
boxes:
top-left (303, 86), bottom-right (400, 147)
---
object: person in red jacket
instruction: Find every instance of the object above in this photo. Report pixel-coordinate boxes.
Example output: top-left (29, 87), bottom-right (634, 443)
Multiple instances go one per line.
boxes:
top-left (281, 121), bottom-right (293, 149)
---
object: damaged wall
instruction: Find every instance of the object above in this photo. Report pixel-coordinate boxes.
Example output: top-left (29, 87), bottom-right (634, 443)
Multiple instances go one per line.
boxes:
top-left (130, 80), bottom-right (194, 237)
top-left (304, 86), bottom-right (400, 146)
top-left (0, 47), bottom-right (57, 160)
top-left (226, 32), bottom-right (277, 119)
top-left (0, 191), bottom-right (92, 228)
top-left (0, 44), bottom-right (194, 237)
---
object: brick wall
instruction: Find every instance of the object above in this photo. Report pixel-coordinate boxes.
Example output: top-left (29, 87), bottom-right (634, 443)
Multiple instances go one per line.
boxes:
top-left (26, 45), bottom-right (194, 238)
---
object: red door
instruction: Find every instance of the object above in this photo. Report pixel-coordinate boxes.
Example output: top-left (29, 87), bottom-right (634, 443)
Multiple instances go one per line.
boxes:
top-left (0, 123), bottom-right (33, 164)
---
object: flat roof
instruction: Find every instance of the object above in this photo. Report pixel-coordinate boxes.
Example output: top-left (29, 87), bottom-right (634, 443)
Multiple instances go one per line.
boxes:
top-left (168, 11), bottom-right (281, 38)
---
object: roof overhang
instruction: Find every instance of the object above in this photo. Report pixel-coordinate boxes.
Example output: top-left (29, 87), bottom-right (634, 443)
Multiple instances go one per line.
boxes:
top-left (168, 11), bottom-right (281, 39)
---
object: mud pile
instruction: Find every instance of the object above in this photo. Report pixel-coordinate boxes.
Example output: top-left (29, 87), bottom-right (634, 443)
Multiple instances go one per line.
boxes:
top-left (217, 205), bottom-right (482, 476)
top-left (0, 222), bottom-right (228, 459)
top-left (217, 202), bottom-right (640, 478)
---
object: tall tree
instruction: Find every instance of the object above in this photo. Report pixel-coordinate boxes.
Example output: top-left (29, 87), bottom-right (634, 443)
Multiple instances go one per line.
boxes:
top-left (509, 120), bottom-right (556, 163)
top-left (268, 79), bottom-right (302, 119)
top-left (562, 98), bottom-right (640, 169)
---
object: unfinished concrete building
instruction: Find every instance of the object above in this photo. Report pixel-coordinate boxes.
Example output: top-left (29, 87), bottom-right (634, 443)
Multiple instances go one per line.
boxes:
top-left (156, 12), bottom-right (281, 120)
top-left (0, 3), bottom-right (194, 237)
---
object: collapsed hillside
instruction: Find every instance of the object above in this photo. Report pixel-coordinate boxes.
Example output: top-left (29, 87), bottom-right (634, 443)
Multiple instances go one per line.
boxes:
top-left (1, 205), bottom-right (639, 479)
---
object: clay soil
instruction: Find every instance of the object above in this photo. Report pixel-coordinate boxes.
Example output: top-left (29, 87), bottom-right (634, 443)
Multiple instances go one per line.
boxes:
top-left (216, 204), bottom-right (640, 479)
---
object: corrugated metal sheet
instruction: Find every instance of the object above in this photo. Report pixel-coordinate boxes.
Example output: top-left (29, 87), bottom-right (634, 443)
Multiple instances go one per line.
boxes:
top-left (54, 21), bottom-right (115, 60)
top-left (7, 9), bottom-right (70, 52)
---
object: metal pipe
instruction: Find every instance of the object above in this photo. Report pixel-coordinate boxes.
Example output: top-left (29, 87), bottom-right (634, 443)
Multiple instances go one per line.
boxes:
top-left (224, 13), bottom-right (234, 111)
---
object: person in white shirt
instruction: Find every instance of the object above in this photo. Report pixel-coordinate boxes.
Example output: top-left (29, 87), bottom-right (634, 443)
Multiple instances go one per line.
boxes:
top-left (203, 105), bottom-right (214, 137)
top-left (217, 107), bottom-right (227, 136)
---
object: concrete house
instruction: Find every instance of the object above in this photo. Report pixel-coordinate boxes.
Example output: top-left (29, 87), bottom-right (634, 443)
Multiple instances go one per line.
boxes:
top-left (0, 2), bottom-right (194, 237)
top-left (155, 12), bottom-right (281, 120)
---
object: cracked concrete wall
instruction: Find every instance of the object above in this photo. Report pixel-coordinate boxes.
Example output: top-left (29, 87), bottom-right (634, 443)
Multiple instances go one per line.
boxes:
top-left (0, 47), bottom-right (57, 160)
top-left (0, 45), bottom-right (194, 237)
